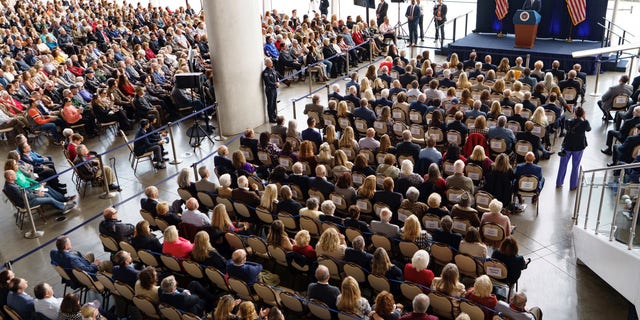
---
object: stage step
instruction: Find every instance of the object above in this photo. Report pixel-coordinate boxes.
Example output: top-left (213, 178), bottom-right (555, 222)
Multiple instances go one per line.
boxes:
top-left (602, 54), bottom-right (629, 72)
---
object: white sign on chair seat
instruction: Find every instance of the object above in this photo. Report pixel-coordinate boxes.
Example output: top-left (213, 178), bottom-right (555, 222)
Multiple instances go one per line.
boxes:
top-left (486, 266), bottom-right (502, 277)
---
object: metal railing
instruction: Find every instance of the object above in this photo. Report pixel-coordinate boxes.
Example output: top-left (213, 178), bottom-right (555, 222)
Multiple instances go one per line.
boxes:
top-left (573, 162), bottom-right (640, 250)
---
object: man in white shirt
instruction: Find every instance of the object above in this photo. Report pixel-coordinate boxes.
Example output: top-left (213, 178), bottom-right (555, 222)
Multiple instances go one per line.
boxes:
top-left (33, 282), bottom-right (63, 320)
top-left (181, 197), bottom-right (211, 227)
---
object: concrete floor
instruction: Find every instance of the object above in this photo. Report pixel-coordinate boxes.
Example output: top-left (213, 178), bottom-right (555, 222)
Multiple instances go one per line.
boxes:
top-left (2, 1), bottom-right (640, 319)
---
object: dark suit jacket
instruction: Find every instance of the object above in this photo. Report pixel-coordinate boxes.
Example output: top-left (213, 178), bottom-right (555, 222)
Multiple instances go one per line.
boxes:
top-left (240, 137), bottom-right (259, 160)
top-left (231, 188), bottom-right (261, 208)
top-left (395, 141), bottom-right (421, 160)
top-left (353, 106), bottom-right (376, 127)
top-left (446, 121), bottom-right (469, 142)
top-left (373, 97), bottom-right (393, 108)
top-left (159, 288), bottom-right (206, 316)
top-left (301, 128), bottom-right (322, 150)
top-left (131, 234), bottom-right (163, 253)
top-left (399, 73), bottom-right (418, 89)
top-left (514, 163), bottom-right (544, 190)
top-left (134, 127), bottom-right (155, 156)
top-left (376, 1), bottom-right (389, 25)
top-left (99, 218), bottom-right (135, 243)
top-left (226, 260), bottom-right (263, 286)
top-left (307, 282), bottom-right (340, 310)
top-left (112, 265), bottom-right (139, 288)
top-left (431, 229), bottom-right (462, 250)
top-left (372, 190), bottom-right (403, 216)
top-left (463, 59), bottom-right (477, 70)
top-left (277, 198), bottom-right (303, 215)
top-left (141, 198), bottom-right (159, 216)
top-left (516, 131), bottom-right (545, 156)
top-left (522, 0), bottom-right (541, 12)
top-left (309, 177), bottom-right (335, 199)
top-left (344, 248), bottom-right (373, 271)
top-left (439, 78), bottom-right (456, 88)
top-left (287, 174), bottom-right (310, 199)
top-left (214, 156), bottom-right (234, 175)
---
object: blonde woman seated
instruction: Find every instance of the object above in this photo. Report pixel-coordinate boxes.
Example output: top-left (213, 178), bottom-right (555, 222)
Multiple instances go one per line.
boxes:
top-left (356, 175), bottom-right (377, 201)
top-left (339, 126), bottom-right (360, 152)
top-left (403, 250), bottom-right (435, 290)
top-left (432, 263), bottom-right (466, 318)
top-left (315, 227), bottom-right (347, 260)
top-left (317, 142), bottom-right (335, 167)
top-left (267, 220), bottom-right (294, 251)
top-left (459, 227), bottom-right (488, 259)
top-left (480, 199), bottom-right (512, 237)
top-left (466, 275), bottom-right (498, 320)
top-left (336, 276), bottom-right (371, 319)
top-left (292, 230), bottom-right (317, 260)
top-left (190, 231), bottom-right (227, 271)
top-left (401, 215), bottom-right (430, 249)
top-left (332, 149), bottom-right (353, 178)
top-left (213, 295), bottom-right (241, 320)
top-left (259, 184), bottom-right (279, 214)
top-left (211, 203), bottom-right (249, 233)
top-left (371, 247), bottom-right (403, 295)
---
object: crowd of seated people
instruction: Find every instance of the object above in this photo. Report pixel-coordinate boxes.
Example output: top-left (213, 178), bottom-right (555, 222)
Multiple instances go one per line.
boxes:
top-left (0, 0), bottom-right (213, 148)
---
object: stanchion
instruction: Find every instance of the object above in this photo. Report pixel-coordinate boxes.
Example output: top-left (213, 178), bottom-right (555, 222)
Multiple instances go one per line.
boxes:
top-left (167, 122), bottom-right (183, 165)
top-left (590, 60), bottom-right (602, 97)
top-left (326, 84), bottom-right (330, 99)
top-left (192, 163), bottom-right (199, 183)
top-left (369, 41), bottom-right (374, 64)
top-left (22, 189), bottom-right (43, 239)
top-left (307, 65), bottom-right (313, 95)
top-left (525, 54), bottom-right (531, 69)
top-left (97, 155), bottom-right (117, 199)
top-left (346, 51), bottom-right (350, 75)
top-left (291, 99), bottom-right (297, 120)
top-left (214, 104), bottom-right (226, 142)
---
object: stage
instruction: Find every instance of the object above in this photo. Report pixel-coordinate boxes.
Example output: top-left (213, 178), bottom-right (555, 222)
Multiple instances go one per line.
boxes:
top-left (447, 33), bottom-right (603, 74)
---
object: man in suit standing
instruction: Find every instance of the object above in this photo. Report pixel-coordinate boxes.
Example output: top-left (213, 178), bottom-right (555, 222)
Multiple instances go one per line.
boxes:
top-left (308, 265), bottom-right (341, 310)
top-left (376, 0), bottom-right (389, 26)
top-left (522, 0), bottom-right (541, 12)
top-left (433, 0), bottom-right (447, 47)
top-left (514, 152), bottom-right (544, 192)
top-left (598, 75), bottom-right (633, 121)
top-left (405, 0), bottom-right (421, 47)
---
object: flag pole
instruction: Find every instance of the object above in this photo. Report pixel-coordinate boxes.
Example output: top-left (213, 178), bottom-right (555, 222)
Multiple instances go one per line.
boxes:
top-left (567, 21), bottom-right (573, 43)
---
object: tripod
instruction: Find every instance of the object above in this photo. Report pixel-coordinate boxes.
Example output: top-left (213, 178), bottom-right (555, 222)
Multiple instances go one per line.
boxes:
top-left (186, 86), bottom-right (214, 148)
top-left (394, 2), bottom-right (409, 45)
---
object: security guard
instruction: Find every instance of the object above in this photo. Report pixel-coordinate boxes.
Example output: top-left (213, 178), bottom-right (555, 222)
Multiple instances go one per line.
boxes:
top-left (262, 57), bottom-right (280, 123)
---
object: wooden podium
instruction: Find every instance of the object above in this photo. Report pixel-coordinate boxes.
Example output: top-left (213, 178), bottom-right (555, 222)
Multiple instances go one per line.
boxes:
top-left (513, 10), bottom-right (541, 49)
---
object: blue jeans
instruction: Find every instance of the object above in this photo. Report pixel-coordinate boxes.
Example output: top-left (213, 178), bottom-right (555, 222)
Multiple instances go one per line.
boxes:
top-left (29, 193), bottom-right (65, 210)
top-left (37, 123), bottom-right (61, 140)
top-left (322, 60), bottom-right (332, 76)
top-left (556, 149), bottom-right (584, 189)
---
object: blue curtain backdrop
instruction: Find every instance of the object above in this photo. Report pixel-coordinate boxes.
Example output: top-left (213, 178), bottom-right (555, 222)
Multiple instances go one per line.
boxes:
top-left (475, 0), bottom-right (606, 41)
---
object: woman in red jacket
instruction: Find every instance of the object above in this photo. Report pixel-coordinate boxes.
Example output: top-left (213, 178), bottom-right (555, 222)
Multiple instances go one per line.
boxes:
top-left (162, 225), bottom-right (193, 259)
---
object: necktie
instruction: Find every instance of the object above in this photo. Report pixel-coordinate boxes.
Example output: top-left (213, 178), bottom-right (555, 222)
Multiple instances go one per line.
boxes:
top-left (410, 5), bottom-right (414, 17)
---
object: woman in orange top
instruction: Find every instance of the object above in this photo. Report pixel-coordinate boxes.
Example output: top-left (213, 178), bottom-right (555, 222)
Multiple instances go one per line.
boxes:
top-left (61, 97), bottom-right (98, 137)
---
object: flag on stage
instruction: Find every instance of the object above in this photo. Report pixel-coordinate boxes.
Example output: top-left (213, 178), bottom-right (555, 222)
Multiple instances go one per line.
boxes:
top-left (566, 0), bottom-right (587, 26)
top-left (495, 0), bottom-right (508, 20)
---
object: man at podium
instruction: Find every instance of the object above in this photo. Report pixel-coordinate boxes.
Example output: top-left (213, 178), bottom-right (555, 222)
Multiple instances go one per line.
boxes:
top-left (522, 0), bottom-right (541, 13)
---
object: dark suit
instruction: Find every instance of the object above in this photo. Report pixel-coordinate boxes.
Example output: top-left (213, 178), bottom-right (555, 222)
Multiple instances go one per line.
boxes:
top-left (439, 77), bottom-right (456, 88)
top-left (307, 282), bottom-right (340, 310)
top-left (240, 137), bottom-right (259, 161)
top-left (112, 265), bottom-right (139, 288)
top-left (431, 229), bottom-right (462, 250)
top-left (131, 234), bottom-right (163, 252)
top-left (522, 0), bottom-right (541, 12)
top-left (7, 292), bottom-right (34, 320)
top-left (514, 162), bottom-right (544, 191)
top-left (395, 141), bottom-right (421, 161)
top-left (309, 177), bottom-right (335, 199)
top-left (516, 131), bottom-right (547, 159)
top-left (159, 288), bottom-right (207, 316)
top-left (226, 260), bottom-right (263, 286)
top-left (134, 127), bottom-right (161, 160)
top-left (277, 198), bottom-right (303, 215)
top-left (372, 190), bottom-right (403, 219)
top-left (353, 106), bottom-right (376, 127)
top-left (50, 249), bottom-right (98, 273)
top-left (614, 134), bottom-right (640, 164)
top-left (463, 59), bottom-right (477, 70)
top-left (376, 1), bottom-right (389, 26)
top-left (287, 174), bottom-right (311, 199)
top-left (99, 218), bottom-right (135, 243)
top-left (373, 97), bottom-right (393, 108)
top-left (214, 155), bottom-right (234, 175)
top-left (405, 4), bottom-right (421, 45)
top-left (446, 121), bottom-right (469, 143)
top-left (344, 248), bottom-right (373, 271)
top-left (231, 188), bottom-right (261, 208)
top-left (301, 128), bottom-right (323, 150)
top-left (433, 2), bottom-right (447, 44)
top-left (605, 117), bottom-right (640, 150)
top-left (410, 101), bottom-right (429, 116)
top-left (399, 73), bottom-right (418, 89)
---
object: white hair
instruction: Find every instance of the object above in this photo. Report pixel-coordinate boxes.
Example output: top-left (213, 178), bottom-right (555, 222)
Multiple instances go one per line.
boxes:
top-left (489, 199), bottom-right (503, 213)
top-left (380, 208), bottom-right (392, 222)
top-left (411, 249), bottom-right (431, 271)
top-left (454, 160), bottom-right (465, 174)
top-left (401, 160), bottom-right (414, 175)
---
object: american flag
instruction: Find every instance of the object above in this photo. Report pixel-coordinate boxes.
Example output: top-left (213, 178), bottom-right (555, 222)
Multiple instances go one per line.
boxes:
top-left (566, 0), bottom-right (587, 26)
top-left (495, 0), bottom-right (508, 20)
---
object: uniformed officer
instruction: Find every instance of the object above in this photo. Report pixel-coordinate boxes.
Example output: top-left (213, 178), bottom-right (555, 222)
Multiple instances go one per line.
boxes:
top-left (262, 57), bottom-right (279, 123)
